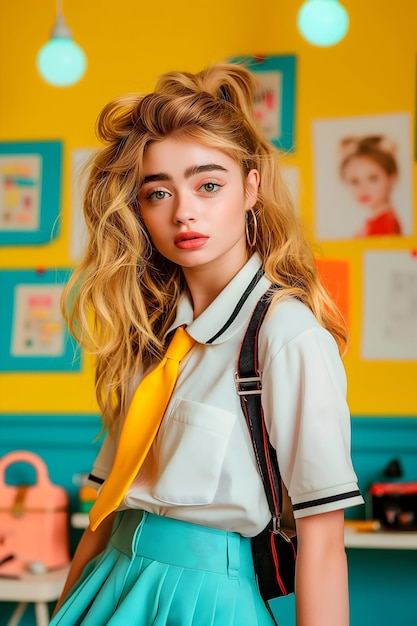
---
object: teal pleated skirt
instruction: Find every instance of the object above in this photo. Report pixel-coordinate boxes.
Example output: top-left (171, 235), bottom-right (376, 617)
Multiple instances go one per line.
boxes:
top-left (50, 510), bottom-right (277, 625)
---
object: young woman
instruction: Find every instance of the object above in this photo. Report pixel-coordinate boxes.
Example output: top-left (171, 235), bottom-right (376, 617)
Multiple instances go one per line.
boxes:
top-left (339, 135), bottom-right (402, 237)
top-left (52, 64), bottom-right (363, 626)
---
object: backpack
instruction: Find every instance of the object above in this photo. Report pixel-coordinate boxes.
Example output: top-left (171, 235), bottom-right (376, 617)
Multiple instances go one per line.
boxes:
top-left (235, 288), bottom-right (297, 600)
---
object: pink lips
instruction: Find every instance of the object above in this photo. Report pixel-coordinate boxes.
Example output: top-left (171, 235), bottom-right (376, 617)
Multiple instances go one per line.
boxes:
top-left (174, 231), bottom-right (209, 250)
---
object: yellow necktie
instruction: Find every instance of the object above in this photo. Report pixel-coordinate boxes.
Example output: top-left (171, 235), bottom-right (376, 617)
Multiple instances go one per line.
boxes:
top-left (89, 326), bottom-right (195, 531)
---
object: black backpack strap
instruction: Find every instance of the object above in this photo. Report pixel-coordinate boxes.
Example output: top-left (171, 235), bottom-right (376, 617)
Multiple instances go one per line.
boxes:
top-left (235, 287), bottom-right (289, 539)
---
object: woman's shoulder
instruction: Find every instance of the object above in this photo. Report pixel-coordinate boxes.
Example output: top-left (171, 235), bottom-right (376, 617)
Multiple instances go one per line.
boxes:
top-left (259, 295), bottom-right (334, 354)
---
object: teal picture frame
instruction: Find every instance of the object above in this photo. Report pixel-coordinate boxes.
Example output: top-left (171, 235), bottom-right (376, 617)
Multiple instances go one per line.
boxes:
top-left (0, 268), bottom-right (80, 372)
top-left (0, 140), bottom-right (62, 245)
top-left (230, 55), bottom-right (297, 152)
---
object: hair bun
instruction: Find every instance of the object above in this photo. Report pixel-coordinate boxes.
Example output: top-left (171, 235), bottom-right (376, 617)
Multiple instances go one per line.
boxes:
top-left (96, 94), bottom-right (142, 143)
top-left (339, 134), bottom-right (397, 159)
top-left (155, 64), bottom-right (262, 130)
top-left (200, 64), bottom-right (261, 120)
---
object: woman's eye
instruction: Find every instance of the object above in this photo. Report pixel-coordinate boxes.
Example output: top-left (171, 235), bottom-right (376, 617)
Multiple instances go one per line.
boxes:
top-left (147, 190), bottom-right (170, 201)
top-left (201, 182), bottom-right (220, 193)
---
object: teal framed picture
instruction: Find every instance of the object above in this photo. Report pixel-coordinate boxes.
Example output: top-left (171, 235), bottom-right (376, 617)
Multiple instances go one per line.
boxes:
top-left (230, 55), bottom-right (297, 152)
top-left (0, 140), bottom-right (62, 245)
top-left (0, 268), bottom-right (80, 372)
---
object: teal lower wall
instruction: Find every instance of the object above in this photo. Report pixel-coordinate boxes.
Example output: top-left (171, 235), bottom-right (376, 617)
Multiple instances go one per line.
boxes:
top-left (0, 415), bottom-right (416, 625)
top-left (273, 417), bottom-right (417, 626)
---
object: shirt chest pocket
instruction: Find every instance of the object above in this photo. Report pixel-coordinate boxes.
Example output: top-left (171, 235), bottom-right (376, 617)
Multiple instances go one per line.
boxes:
top-left (152, 398), bottom-right (236, 506)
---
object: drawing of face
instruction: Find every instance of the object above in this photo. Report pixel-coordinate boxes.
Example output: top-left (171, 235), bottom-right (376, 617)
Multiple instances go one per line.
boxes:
top-left (341, 156), bottom-right (397, 211)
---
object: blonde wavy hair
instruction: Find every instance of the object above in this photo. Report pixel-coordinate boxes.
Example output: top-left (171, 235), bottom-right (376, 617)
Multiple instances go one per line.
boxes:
top-left (64, 63), bottom-right (347, 433)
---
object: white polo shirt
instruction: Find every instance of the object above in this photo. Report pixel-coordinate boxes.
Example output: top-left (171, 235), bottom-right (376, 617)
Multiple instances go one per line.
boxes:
top-left (87, 254), bottom-right (363, 536)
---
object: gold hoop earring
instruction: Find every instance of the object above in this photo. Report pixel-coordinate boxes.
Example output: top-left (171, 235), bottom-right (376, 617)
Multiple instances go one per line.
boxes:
top-left (245, 207), bottom-right (258, 247)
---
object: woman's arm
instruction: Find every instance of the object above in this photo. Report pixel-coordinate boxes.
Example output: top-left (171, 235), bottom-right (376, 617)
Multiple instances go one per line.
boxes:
top-left (295, 509), bottom-right (349, 626)
top-left (52, 511), bottom-right (117, 617)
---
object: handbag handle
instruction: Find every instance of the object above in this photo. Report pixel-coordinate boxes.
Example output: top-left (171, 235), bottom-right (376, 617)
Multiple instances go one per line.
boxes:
top-left (0, 450), bottom-right (52, 489)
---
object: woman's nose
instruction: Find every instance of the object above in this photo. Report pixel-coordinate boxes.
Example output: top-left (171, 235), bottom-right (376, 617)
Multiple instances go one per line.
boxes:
top-left (173, 194), bottom-right (196, 223)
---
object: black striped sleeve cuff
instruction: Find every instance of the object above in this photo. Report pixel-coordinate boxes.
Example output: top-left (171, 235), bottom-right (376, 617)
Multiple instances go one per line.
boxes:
top-left (292, 489), bottom-right (364, 518)
top-left (87, 473), bottom-right (105, 485)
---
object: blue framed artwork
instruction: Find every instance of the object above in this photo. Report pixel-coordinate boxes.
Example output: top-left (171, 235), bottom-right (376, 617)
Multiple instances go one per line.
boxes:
top-left (230, 55), bottom-right (297, 152)
top-left (0, 269), bottom-right (80, 372)
top-left (0, 140), bottom-right (62, 245)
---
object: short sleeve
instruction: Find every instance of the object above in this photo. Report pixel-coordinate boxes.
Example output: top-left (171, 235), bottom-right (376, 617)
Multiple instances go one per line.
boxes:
top-left (260, 301), bottom-right (364, 519)
top-left (84, 431), bottom-right (117, 490)
top-left (85, 371), bottom-right (143, 491)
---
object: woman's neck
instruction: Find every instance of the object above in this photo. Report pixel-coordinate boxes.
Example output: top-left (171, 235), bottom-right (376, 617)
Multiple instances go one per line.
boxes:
top-left (183, 254), bottom-right (249, 319)
top-left (367, 201), bottom-right (392, 218)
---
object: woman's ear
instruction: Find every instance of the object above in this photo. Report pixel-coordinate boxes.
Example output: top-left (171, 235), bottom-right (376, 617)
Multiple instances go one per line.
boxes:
top-left (245, 169), bottom-right (260, 208)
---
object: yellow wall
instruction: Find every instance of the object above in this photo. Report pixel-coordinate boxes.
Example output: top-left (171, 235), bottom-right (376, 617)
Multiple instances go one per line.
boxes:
top-left (0, 0), bottom-right (416, 415)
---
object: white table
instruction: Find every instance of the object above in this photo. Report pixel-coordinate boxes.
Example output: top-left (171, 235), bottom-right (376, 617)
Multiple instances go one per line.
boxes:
top-left (73, 512), bottom-right (417, 551)
top-left (344, 527), bottom-right (417, 550)
top-left (0, 565), bottom-right (69, 626)
top-left (71, 512), bottom-right (90, 529)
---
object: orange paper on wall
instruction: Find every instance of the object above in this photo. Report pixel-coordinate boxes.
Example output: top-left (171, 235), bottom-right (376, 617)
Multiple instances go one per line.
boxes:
top-left (316, 259), bottom-right (350, 327)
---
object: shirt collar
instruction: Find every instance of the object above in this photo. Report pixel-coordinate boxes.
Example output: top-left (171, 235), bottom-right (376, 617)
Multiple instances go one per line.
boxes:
top-left (166, 253), bottom-right (271, 345)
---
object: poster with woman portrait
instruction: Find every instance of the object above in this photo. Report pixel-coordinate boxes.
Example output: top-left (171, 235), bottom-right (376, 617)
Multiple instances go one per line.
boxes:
top-left (312, 113), bottom-right (413, 240)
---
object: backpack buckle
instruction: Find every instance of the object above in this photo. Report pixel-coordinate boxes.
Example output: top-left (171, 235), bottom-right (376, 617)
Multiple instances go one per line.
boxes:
top-left (234, 371), bottom-right (262, 395)
top-left (272, 515), bottom-right (292, 542)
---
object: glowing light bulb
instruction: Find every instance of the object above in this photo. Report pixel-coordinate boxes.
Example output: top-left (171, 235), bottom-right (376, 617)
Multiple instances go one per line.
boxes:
top-left (37, 13), bottom-right (86, 87)
top-left (297, 0), bottom-right (349, 47)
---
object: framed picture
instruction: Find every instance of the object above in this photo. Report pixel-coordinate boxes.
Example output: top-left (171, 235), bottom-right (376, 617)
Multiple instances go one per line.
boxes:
top-left (312, 113), bottom-right (413, 240)
top-left (0, 269), bottom-right (80, 372)
top-left (362, 251), bottom-right (417, 360)
top-left (230, 55), bottom-right (297, 152)
top-left (70, 148), bottom-right (96, 261)
top-left (0, 140), bottom-right (62, 245)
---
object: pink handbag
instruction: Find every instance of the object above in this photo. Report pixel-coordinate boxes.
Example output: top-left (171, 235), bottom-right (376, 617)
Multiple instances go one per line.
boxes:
top-left (0, 450), bottom-right (70, 577)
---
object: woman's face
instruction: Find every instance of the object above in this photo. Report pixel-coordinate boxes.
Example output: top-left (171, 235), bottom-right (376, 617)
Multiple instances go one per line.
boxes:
top-left (138, 137), bottom-right (259, 278)
top-left (341, 156), bottom-right (397, 211)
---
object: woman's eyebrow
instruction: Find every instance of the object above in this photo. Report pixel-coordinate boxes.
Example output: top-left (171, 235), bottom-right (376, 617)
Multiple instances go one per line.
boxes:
top-left (141, 164), bottom-right (228, 187)
top-left (141, 172), bottom-right (172, 185)
top-left (184, 163), bottom-right (228, 178)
